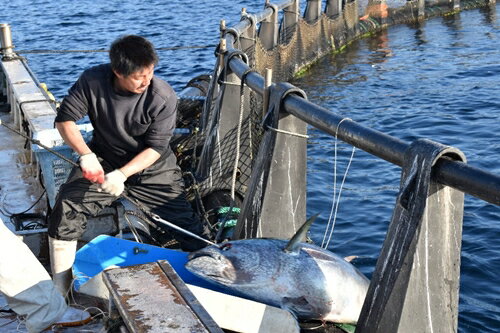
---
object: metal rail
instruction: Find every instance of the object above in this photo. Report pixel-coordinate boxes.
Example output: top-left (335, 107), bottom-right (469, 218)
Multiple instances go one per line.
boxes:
top-left (228, 0), bottom-right (295, 38)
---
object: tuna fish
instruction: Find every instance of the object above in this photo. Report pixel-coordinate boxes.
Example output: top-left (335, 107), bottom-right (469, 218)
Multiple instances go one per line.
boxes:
top-left (185, 215), bottom-right (370, 324)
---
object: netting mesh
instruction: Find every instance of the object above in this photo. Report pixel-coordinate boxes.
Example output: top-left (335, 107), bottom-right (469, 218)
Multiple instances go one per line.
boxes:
top-left (253, 3), bottom-right (362, 83)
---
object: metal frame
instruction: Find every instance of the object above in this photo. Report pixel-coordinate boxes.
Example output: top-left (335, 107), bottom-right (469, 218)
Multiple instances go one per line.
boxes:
top-left (215, 1), bottom-right (498, 332)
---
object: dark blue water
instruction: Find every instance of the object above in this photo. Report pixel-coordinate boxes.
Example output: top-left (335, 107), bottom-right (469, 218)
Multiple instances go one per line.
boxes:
top-left (1, 1), bottom-right (499, 331)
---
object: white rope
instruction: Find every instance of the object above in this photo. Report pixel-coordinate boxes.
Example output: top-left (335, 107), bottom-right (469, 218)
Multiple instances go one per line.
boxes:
top-left (249, 119), bottom-right (253, 160)
top-left (218, 80), bottom-right (246, 87)
top-left (239, 36), bottom-right (256, 41)
top-left (266, 125), bottom-right (309, 138)
top-left (16, 315), bottom-right (26, 332)
top-left (231, 80), bottom-right (246, 200)
top-left (321, 118), bottom-right (355, 249)
top-left (216, 119), bottom-right (222, 177)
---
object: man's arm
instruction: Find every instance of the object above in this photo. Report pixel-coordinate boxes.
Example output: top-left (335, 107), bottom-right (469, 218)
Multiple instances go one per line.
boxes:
top-left (56, 121), bottom-right (104, 183)
top-left (56, 121), bottom-right (92, 156)
top-left (100, 147), bottom-right (161, 196)
top-left (119, 148), bottom-right (161, 178)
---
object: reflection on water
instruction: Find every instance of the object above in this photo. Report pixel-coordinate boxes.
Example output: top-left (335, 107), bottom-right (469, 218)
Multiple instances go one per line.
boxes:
top-left (360, 0), bottom-right (389, 21)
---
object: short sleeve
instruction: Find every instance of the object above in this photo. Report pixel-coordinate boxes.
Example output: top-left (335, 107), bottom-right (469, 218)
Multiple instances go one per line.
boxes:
top-left (55, 72), bottom-right (90, 123)
top-left (144, 94), bottom-right (177, 154)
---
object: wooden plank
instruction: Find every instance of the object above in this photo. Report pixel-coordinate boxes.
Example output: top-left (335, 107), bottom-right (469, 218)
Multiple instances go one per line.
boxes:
top-left (103, 262), bottom-right (222, 333)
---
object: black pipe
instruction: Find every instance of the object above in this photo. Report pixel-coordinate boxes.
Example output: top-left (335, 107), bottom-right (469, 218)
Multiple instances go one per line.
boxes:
top-left (227, 54), bottom-right (500, 205)
top-left (285, 96), bottom-right (408, 165)
top-left (230, 1), bottom-right (296, 40)
top-left (434, 159), bottom-right (500, 204)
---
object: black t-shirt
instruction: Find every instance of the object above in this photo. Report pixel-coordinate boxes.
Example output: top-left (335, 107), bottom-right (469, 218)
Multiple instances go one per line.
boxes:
top-left (56, 64), bottom-right (177, 169)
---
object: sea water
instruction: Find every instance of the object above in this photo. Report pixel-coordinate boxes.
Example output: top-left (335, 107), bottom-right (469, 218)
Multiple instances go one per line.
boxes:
top-left (1, 1), bottom-right (499, 331)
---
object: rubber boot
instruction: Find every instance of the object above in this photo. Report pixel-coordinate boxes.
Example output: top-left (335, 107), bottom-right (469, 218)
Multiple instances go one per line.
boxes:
top-left (48, 237), bottom-right (77, 298)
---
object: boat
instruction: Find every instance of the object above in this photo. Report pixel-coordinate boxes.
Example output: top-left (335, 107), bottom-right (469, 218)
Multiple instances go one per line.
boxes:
top-left (1, 0), bottom-right (499, 331)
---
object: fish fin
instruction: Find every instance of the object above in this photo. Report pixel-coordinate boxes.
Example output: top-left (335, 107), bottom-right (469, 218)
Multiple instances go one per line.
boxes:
top-left (344, 255), bottom-right (358, 262)
top-left (282, 296), bottom-right (321, 323)
top-left (284, 214), bottom-right (319, 253)
top-left (279, 303), bottom-right (301, 332)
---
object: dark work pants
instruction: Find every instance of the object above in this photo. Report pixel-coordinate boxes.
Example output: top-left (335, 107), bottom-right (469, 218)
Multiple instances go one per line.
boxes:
top-left (48, 154), bottom-right (207, 251)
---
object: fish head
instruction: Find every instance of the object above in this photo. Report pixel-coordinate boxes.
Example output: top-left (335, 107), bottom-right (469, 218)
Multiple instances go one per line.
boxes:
top-left (186, 240), bottom-right (277, 288)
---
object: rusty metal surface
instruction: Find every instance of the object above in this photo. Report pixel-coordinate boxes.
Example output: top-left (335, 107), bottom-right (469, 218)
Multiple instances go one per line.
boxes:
top-left (157, 261), bottom-right (223, 333)
top-left (104, 262), bottom-right (218, 333)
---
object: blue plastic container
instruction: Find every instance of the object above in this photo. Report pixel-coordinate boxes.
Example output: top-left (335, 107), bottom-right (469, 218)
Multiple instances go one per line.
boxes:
top-left (72, 235), bottom-right (219, 292)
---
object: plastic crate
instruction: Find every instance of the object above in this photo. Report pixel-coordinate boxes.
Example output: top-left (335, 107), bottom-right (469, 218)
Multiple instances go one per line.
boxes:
top-left (32, 124), bottom-right (93, 208)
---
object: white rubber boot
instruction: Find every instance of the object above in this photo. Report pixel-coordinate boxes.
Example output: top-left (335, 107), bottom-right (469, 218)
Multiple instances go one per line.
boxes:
top-left (48, 237), bottom-right (77, 298)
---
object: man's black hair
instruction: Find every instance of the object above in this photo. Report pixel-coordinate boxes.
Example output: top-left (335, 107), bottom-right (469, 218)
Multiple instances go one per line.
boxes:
top-left (109, 35), bottom-right (159, 77)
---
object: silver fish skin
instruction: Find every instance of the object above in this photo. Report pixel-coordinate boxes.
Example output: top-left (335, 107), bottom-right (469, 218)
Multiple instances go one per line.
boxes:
top-left (186, 239), bottom-right (369, 324)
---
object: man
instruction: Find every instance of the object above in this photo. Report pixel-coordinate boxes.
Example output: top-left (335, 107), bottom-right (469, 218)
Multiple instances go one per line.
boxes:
top-left (48, 35), bottom-right (209, 295)
top-left (0, 218), bottom-right (91, 332)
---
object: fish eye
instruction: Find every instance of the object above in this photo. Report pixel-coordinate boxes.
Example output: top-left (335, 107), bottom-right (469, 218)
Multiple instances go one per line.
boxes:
top-left (220, 243), bottom-right (232, 251)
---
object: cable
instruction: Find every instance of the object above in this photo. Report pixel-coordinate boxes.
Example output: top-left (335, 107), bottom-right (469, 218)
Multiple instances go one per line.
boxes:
top-left (6, 189), bottom-right (46, 217)
top-left (15, 44), bottom-right (217, 55)
top-left (321, 118), bottom-right (356, 249)
top-left (123, 213), bottom-right (143, 243)
top-left (0, 189), bottom-right (47, 231)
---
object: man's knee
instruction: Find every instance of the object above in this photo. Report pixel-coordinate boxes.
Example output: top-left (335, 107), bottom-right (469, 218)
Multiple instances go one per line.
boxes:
top-left (48, 199), bottom-right (87, 241)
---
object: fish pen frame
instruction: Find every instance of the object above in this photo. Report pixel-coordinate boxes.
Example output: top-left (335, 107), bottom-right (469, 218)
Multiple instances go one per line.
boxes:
top-left (206, 0), bottom-right (499, 332)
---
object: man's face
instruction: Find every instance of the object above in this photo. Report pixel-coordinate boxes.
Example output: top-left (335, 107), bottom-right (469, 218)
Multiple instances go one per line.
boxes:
top-left (113, 63), bottom-right (155, 94)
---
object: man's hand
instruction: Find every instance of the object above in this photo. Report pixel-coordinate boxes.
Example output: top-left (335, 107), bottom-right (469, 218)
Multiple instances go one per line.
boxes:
top-left (100, 170), bottom-right (127, 196)
top-left (79, 153), bottom-right (105, 184)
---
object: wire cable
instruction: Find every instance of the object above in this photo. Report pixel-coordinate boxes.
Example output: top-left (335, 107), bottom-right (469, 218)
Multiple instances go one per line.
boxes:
top-left (0, 189), bottom-right (46, 221)
top-left (321, 118), bottom-right (356, 249)
top-left (15, 44), bottom-right (217, 55)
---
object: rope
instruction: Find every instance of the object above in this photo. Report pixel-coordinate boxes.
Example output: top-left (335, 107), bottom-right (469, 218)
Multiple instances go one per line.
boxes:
top-left (266, 125), bottom-right (309, 138)
top-left (216, 219), bottom-right (237, 228)
top-left (210, 49), bottom-right (249, 182)
top-left (231, 68), bottom-right (256, 201)
top-left (321, 118), bottom-right (356, 249)
top-left (15, 44), bottom-right (217, 55)
top-left (214, 201), bottom-right (239, 243)
top-left (235, 82), bottom-right (306, 240)
top-left (123, 212), bottom-right (143, 243)
top-left (184, 171), bottom-right (213, 231)
top-left (238, 36), bottom-right (256, 41)
top-left (218, 206), bottom-right (241, 215)
top-left (217, 80), bottom-right (244, 87)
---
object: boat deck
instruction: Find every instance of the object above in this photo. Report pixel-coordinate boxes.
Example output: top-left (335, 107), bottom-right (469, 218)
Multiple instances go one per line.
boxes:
top-left (0, 113), bottom-right (106, 332)
top-left (0, 113), bottom-right (43, 232)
